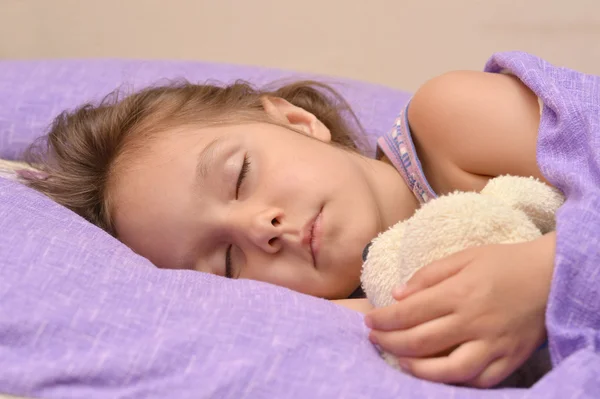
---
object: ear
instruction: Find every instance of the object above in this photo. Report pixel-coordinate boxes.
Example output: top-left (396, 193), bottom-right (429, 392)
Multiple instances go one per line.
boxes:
top-left (480, 175), bottom-right (565, 234)
top-left (261, 96), bottom-right (331, 143)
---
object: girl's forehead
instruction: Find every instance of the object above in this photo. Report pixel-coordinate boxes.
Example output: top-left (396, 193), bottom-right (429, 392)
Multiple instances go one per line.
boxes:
top-left (140, 126), bottom-right (222, 160)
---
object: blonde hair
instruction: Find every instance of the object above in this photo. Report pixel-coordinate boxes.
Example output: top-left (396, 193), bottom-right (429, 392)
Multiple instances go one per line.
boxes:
top-left (24, 80), bottom-right (364, 236)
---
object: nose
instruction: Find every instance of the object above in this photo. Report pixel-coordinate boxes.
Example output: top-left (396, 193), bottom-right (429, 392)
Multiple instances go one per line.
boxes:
top-left (238, 207), bottom-right (284, 254)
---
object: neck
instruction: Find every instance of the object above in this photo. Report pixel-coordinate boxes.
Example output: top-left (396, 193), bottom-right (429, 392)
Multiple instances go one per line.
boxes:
top-left (363, 154), bottom-right (419, 232)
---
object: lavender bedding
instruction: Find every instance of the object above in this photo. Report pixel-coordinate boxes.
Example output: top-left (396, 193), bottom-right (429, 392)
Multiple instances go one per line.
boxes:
top-left (0, 53), bottom-right (598, 398)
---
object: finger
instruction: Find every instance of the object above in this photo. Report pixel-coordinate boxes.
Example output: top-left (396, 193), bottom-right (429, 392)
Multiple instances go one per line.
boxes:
top-left (398, 341), bottom-right (495, 384)
top-left (366, 285), bottom-right (453, 331)
top-left (393, 248), bottom-right (475, 301)
top-left (369, 315), bottom-right (464, 358)
top-left (465, 356), bottom-right (514, 388)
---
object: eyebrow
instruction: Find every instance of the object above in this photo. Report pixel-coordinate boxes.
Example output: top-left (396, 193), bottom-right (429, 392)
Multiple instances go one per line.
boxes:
top-left (195, 137), bottom-right (225, 187)
top-left (182, 137), bottom-right (225, 271)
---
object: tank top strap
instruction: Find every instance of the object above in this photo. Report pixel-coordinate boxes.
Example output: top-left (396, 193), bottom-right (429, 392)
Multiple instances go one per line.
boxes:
top-left (376, 101), bottom-right (438, 205)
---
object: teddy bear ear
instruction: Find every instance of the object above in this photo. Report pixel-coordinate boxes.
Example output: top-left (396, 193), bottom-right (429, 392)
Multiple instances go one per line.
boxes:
top-left (481, 175), bottom-right (565, 234)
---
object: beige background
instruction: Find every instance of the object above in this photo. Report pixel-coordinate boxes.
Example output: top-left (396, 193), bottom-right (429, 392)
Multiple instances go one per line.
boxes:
top-left (1, 0), bottom-right (599, 91)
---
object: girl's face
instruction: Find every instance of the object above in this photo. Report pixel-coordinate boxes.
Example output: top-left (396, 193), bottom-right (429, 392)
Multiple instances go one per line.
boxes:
top-left (112, 98), bottom-right (415, 299)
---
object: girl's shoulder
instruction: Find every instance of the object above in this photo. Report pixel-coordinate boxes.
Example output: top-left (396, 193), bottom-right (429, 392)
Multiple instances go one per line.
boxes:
top-left (406, 70), bottom-right (547, 195)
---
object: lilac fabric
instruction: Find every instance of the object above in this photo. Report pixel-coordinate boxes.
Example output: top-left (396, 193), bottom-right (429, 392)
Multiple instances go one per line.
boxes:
top-left (0, 54), bottom-right (599, 398)
top-left (484, 52), bottom-right (600, 382)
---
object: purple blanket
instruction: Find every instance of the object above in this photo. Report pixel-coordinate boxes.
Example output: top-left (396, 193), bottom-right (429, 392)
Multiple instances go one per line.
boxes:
top-left (485, 52), bottom-right (600, 395)
top-left (0, 53), bottom-right (599, 398)
top-left (485, 52), bottom-right (600, 364)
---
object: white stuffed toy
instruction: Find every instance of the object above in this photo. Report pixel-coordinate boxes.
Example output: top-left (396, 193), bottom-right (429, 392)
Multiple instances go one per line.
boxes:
top-left (361, 175), bottom-right (564, 386)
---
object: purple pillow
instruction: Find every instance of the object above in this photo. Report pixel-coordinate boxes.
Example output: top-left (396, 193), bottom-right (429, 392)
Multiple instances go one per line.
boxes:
top-left (0, 60), bottom-right (407, 160)
top-left (3, 60), bottom-right (582, 399)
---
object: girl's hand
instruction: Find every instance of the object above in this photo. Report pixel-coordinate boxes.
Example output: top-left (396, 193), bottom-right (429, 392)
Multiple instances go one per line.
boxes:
top-left (364, 232), bottom-right (556, 388)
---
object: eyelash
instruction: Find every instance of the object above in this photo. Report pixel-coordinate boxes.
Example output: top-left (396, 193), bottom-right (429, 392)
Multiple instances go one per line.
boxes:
top-left (235, 154), bottom-right (250, 199)
top-left (225, 246), bottom-right (234, 278)
top-left (225, 154), bottom-right (251, 278)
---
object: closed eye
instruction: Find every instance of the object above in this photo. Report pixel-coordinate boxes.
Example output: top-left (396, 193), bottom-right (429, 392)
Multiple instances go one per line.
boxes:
top-left (225, 245), bottom-right (234, 278)
top-left (235, 154), bottom-right (250, 199)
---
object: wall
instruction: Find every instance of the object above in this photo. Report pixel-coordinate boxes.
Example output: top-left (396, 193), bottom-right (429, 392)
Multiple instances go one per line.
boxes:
top-left (1, 0), bottom-right (599, 90)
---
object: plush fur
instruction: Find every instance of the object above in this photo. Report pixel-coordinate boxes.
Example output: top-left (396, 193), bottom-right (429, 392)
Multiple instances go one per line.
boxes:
top-left (361, 175), bottom-right (564, 386)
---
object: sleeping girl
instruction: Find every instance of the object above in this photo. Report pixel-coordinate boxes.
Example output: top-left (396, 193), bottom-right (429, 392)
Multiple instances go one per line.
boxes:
top-left (23, 52), bottom-right (600, 388)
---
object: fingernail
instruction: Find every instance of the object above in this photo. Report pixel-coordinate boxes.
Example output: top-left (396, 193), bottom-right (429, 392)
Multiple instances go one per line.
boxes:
top-left (392, 284), bottom-right (406, 297)
top-left (364, 315), bottom-right (373, 328)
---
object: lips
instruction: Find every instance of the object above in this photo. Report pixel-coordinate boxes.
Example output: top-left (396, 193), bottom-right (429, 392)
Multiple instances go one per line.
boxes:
top-left (303, 207), bottom-right (323, 268)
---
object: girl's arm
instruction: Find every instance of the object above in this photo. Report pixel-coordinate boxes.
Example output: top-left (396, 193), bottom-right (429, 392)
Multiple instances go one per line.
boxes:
top-left (407, 70), bottom-right (546, 195)
top-left (365, 70), bottom-right (555, 388)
